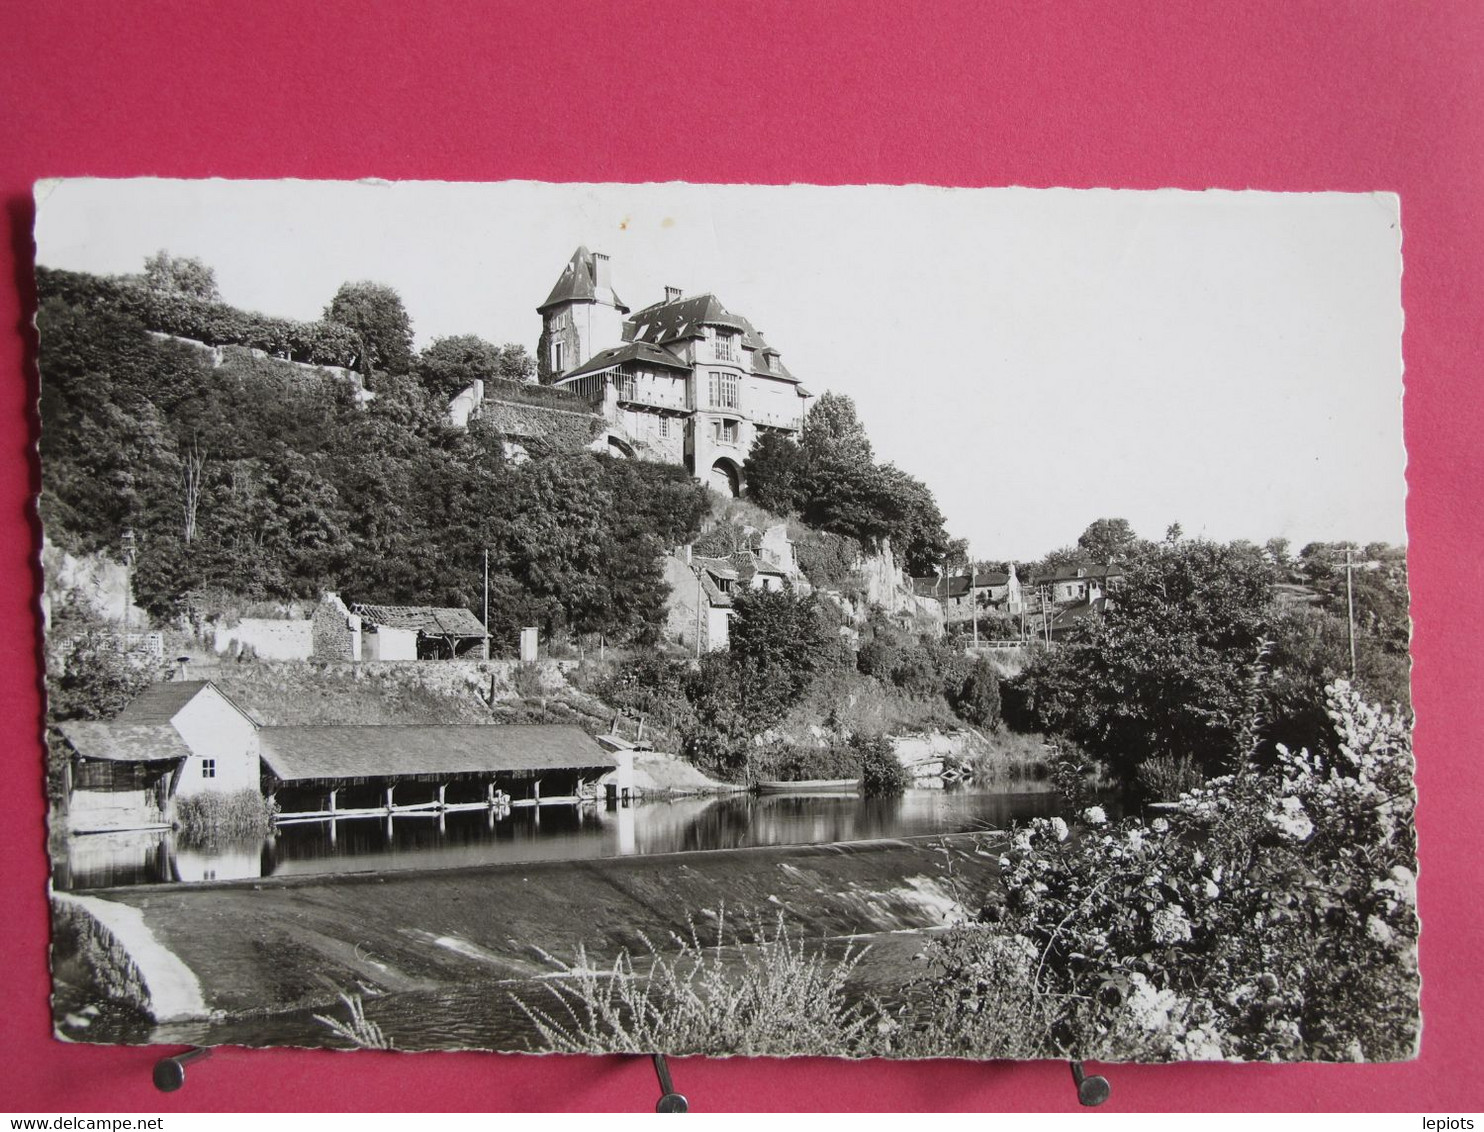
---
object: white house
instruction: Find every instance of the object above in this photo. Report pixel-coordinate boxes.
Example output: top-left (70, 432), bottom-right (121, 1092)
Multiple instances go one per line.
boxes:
top-left (117, 680), bottom-right (261, 799)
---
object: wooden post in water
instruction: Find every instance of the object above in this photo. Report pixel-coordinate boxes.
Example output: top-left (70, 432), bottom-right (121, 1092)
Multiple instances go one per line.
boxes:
top-left (437, 783), bottom-right (447, 810)
top-left (385, 785), bottom-right (395, 813)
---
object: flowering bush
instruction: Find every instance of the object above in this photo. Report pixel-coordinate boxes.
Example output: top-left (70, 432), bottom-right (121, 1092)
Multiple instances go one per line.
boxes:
top-left (919, 681), bottom-right (1418, 1062)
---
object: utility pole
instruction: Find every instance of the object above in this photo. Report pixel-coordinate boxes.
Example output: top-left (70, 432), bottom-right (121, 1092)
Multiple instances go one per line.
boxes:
top-left (1343, 545), bottom-right (1358, 680)
top-left (483, 547), bottom-right (490, 661)
top-left (971, 573), bottom-right (979, 650)
top-left (696, 571), bottom-right (704, 658)
top-left (120, 528), bottom-right (137, 640)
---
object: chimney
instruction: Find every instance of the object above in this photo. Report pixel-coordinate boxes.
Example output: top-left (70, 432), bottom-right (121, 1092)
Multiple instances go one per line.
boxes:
top-left (664, 285), bottom-right (683, 303)
top-left (592, 252), bottom-right (611, 292)
top-left (174, 655), bottom-right (191, 681)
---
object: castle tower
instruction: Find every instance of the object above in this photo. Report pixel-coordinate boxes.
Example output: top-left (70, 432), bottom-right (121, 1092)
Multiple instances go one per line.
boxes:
top-left (536, 246), bottom-right (629, 383)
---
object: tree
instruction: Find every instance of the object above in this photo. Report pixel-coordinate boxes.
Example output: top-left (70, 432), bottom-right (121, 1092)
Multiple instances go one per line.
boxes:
top-left (1076, 517), bottom-right (1138, 562)
top-left (1012, 539), bottom-right (1275, 783)
top-left (727, 585), bottom-right (831, 712)
top-left (801, 391), bottom-right (873, 465)
top-left (143, 250), bottom-right (221, 301)
top-left (326, 281), bottom-right (415, 375)
top-left (743, 431), bottom-right (809, 514)
top-left (416, 334), bottom-right (505, 401)
top-left (47, 590), bottom-right (160, 721)
top-left (953, 658), bottom-right (1002, 729)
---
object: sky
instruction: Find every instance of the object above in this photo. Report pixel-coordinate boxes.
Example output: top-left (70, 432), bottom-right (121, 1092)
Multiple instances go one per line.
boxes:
top-left (34, 179), bottom-right (1407, 560)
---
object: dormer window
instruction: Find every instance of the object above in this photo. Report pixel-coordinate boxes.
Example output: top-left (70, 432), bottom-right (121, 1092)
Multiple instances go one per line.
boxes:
top-left (713, 330), bottom-right (736, 362)
top-left (767, 353), bottom-right (779, 373)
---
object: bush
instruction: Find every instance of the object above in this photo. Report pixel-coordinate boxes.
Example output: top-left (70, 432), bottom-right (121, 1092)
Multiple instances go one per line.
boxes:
top-left (751, 741), bottom-right (861, 783)
top-left (919, 681), bottom-right (1419, 1061)
top-left (856, 733), bottom-right (909, 797)
top-left (952, 659), bottom-right (1002, 729)
top-left (173, 789), bottom-right (275, 847)
top-left (36, 267), bottom-right (365, 368)
top-left (1135, 753), bottom-right (1204, 801)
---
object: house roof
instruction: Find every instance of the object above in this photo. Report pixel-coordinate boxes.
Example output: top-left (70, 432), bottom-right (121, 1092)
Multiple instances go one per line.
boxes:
top-left (623, 293), bottom-right (800, 384)
top-left (258, 724), bottom-right (616, 784)
top-left (694, 555), bottom-right (739, 581)
top-left (351, 604), bottom-right (488, 638)
top-left (1035, 563), bottom-right (1127, 584)
top-left (558, 341), bottom-right (691, 382)
top-left (115, 680), bottom-right (212, 723)
top-left (911, 572), bottom-right (1014, 600)
top-left (57, 720), bottom-right (191, 764)
top-left (115, 679), bottom-right (258, 726)
top-left (537, 246), bottom-right (628, 315)
top-left (1045, 598), bottom-right (1108, 635)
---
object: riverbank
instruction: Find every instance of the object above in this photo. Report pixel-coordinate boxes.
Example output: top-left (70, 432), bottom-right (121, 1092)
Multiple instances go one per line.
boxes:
top-left (56, 833), bottom-right (1005, 1050)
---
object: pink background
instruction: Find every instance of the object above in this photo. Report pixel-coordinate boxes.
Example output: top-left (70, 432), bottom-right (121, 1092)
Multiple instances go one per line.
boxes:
top-left (2, 1), bottom-right (1480, 1112)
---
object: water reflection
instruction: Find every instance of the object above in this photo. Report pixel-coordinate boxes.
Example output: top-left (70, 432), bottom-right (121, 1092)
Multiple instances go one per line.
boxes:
top-left (55, 785), bottom-right (1068, 891)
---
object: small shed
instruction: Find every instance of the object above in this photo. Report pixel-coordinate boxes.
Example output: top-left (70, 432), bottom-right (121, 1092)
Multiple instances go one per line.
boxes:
top-left (55, 720), bottom-right (188, 832)
top-left (351, 603), bottom-right (490, 659)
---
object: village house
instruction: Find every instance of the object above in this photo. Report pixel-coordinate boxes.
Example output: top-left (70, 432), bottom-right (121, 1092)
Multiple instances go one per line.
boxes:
top-left (663, 535), bottom-right (800, 652)
top-left (1033, 562), bottom-right (1126, 605)
top-left (533, 247), bottom-right (812, 495)
top-left (912, 566), bottom-right (1025, 627)
top-left (55, 680), bottom-right (260, 833)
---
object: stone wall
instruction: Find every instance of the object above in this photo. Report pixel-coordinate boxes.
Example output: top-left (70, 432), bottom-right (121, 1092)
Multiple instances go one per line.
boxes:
top-left (311, 594), bottom-right (360, 661)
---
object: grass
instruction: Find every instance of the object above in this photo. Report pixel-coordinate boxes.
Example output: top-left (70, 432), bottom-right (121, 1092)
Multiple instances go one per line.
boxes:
top-left (173, 789), bottom-right (275, 846)
top-left (512, 910), bottom-right (883, 1057)
top-left (967, 729), bottom-right (1055, 787)
top-left (312, 991), bottom-right (394, 1050)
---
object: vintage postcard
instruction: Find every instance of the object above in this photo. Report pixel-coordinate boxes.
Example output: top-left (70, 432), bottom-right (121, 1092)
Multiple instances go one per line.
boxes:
top-left (37, 180), bottom-right (1415, 1061)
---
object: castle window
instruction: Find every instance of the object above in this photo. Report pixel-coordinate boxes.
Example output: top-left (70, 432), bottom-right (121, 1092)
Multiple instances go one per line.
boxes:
top-left (713, 330), bottom-right (736, 362)
top-left (659, 417), bottom-right (671, 438)
top-left (714, 419), bottom-right (739, 444)
top-left (708, 371), bottom-right (739, 409)
top-left (552, 340), bottom-right (565, 372)
top-left (201, 759), bottom-right (216, 779)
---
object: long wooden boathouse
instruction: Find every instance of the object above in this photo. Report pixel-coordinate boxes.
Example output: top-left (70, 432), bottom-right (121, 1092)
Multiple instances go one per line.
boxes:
top-left (260, 724), bottom-right (619, 822)
top-left (54, 680), bottom-right (626, 832)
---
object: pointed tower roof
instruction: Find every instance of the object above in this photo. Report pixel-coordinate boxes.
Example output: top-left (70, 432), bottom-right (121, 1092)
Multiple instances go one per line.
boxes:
top-left (538, 246), bottom-right (628, 315)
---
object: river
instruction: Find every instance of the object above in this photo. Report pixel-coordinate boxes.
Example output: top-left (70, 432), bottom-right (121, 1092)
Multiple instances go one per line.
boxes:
top-left (53, 784), bottom-right (1068, 891)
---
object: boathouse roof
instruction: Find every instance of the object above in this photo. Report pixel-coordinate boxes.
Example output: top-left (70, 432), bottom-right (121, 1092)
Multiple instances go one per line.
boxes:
top-left (258, 724), bottom-right (617, 784)
top-left (56, 720), bottom-right (191, 763)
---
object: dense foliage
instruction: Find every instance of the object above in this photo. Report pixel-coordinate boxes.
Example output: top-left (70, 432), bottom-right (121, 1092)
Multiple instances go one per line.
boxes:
top-left (743, 392), bottom-right (952, 575)
top-left (415, 334), bottom-right (534, 401)
top-left (1007, 529), bottom-right (1411, 789)
top-left (37, 266), bottom-right (364, 368)
top-left (921, 682), bottom-right (1418, 1061)
top-left (1009, 539), bottom-right (1274, 784)
top-left (37, 269), bottom-right (709, 649)
top-left (682, 586), bottom-right (834, 778)
top-left (856, 732), bottom-right (910, 796)
top-left (325, 281), bottom-right (416, 375)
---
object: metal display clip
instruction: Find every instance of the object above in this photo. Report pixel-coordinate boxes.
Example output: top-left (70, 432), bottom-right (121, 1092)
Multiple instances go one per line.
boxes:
top-left (152, 1047), bottom-right (210, 1093)
top-left (652, 1053), bottom-right (688, 1112)
top-left (1069, 1060), bottom-right (1111, 1107)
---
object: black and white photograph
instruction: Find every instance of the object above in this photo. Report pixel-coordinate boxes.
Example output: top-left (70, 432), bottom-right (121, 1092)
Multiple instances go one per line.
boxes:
top-left (35, 179), bottom-right (1416, 1063)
